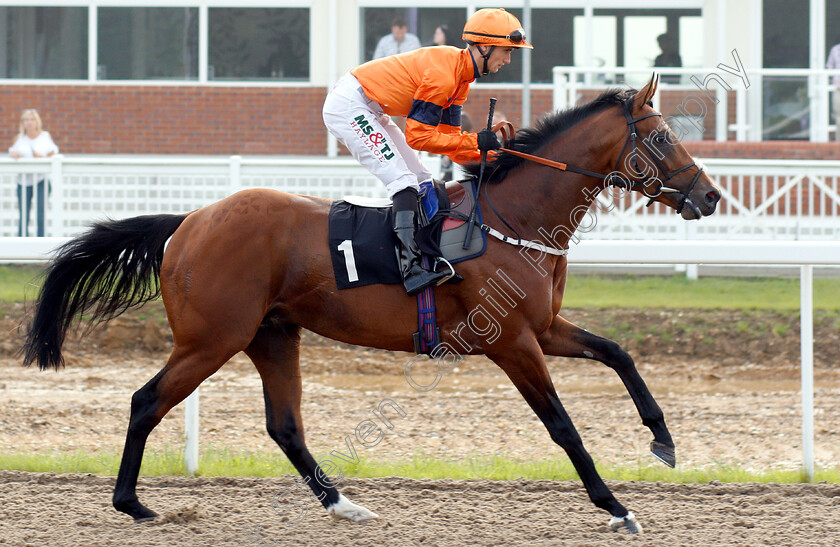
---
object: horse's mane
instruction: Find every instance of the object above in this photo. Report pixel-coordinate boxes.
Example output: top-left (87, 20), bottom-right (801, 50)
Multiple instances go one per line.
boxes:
top-left (464, 88), bottom-right (635, 184)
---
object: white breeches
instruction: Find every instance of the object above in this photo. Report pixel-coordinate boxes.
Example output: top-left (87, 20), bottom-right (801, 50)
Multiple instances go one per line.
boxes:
top-left (323, 73), bottom-right (432, 198)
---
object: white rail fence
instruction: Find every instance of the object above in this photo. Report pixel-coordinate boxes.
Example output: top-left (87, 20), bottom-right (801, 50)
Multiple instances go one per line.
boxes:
top-left (552, 65), bottom-right (840, 142)
top-left (2, 155), bottom-right (839, 242)
top-left (3, 237), bottom-right (837, 481)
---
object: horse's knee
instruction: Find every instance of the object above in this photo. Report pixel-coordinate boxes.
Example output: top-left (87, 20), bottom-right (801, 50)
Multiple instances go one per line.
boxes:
top-left (268, 424), bottom-right (302, 452)
top-left (266, 412), bottom-right (304, 454)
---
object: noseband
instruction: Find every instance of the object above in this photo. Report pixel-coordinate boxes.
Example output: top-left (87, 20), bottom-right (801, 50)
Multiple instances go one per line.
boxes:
top-left (497, 98), bottom-right (705, 217)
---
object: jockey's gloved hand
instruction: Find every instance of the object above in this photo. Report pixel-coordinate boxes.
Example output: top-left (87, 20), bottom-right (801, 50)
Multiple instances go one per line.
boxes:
top-left (477, 129), bottom-right (501, 152)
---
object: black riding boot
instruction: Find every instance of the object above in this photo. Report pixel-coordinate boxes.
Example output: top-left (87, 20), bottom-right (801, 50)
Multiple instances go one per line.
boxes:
top-left (392, 189), bottom-right (452, 296)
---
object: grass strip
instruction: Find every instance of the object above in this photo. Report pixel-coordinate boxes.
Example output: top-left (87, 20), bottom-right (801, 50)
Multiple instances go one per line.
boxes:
top-left (5, 265), bottom-right (840, 311)
top-left (563, 274), bottom-right (840, 310)
top-left (1, 448), bottom-right (837, 485)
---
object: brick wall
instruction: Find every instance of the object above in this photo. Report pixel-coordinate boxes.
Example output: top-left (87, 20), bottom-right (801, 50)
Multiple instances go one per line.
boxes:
top-left (3, 84), bottom-right (838, 160)
top-left (685, 141), bottom-right (840, 160)
top-left (1, 85), bottom-right (328, 155)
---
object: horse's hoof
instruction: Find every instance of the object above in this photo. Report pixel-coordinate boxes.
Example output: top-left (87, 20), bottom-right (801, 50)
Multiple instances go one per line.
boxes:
top-left (114, 498), bottom-right (158, 522)
top-left (609, 511), bottom-right (643, 534)
top-left (650, 440), bottom-right (676, 468)
top-left (327, 494), bottom-right (379, 523)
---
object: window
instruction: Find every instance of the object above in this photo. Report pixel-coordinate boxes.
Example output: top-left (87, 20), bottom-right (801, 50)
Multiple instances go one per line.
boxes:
top-left (530, 9), bottom-right (580, 83)
top-left (763, 0), bottom-right (809, 139)
top-left (209, 8), bottom-right (309, 80)
top-left (98, 7), bottom-right (198, 80)
top-left (571, 9), bottom-right (701, 86)
top-left (0, 7), bottom-right (88, 79)
top-left (679, 16), bottom-right (703, 68)
top-left (574, 16), bottom-right (617, 70)
top-left (362, 7), bottom-right (465, 63)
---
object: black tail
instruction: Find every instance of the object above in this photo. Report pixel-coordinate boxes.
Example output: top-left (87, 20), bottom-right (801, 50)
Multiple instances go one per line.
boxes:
top-left (22, 214), bottom-right (188, 371)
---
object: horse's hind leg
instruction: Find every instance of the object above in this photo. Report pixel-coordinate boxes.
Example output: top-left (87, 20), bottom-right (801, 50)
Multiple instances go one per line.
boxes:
top-left (113, 345), bottom-right (235, 521)
top-left (538, 314), bottom-right (675, 467)
top-left (490, 337), bottom-right (641, 533)
top-left (244, 321), bottom-right (378, 523)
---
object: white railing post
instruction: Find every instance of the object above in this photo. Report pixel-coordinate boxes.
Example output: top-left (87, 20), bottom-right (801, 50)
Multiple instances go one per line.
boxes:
top-left (230, 155), bottom-right (242, 194)
top-left (50, 155), bottom-right (64, 237)
top-left (675, 221), bottom-right (688, 274)
top-left (185, 388), bottom-right (200, 475)
top-left (685, 222), bottom-right (698, 280)
top-left (800, 264), bottom-right (815, 482)
top-left (810, 0), bottom-right (826, 142)
top-left (716, 85), bottom-right (728, 142)
top-left (553, 68), bottom-right (568, 111)
top-left (716, 0), bottom-right (728, 142)
top-left (735, 88), bottom-right (748, 142)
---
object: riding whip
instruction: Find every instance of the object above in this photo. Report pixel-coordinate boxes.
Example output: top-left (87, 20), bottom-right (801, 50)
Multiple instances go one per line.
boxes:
top-left (463, 97), bottom-right (496, 249)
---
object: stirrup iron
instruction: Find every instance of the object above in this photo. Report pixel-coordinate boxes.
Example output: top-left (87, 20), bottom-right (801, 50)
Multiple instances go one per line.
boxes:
top-left (432, 257), bottom-right (456, 285)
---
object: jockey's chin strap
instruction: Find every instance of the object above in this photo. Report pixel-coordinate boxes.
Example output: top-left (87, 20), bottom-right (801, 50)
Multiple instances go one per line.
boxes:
top-left (476, 45), bottom-right (495, 76)
top-left (494, 98), bottom-right (705, 217)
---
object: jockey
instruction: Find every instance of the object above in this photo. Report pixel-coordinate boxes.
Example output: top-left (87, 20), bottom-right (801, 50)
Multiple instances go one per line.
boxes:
top-left (322, 8), bottom-right (532, 296)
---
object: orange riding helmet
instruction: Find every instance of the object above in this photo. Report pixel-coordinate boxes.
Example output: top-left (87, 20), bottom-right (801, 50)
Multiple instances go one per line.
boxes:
top-left (462, 8), bottom-right (533, 50)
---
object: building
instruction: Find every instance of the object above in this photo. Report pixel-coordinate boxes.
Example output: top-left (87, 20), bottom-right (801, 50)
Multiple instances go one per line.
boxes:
top-left (2, 1), bottom-right (839, 159)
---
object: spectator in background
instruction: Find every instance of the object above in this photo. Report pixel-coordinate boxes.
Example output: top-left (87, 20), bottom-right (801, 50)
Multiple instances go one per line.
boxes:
top-left (8, 109), bottom-right (58, 237)
top-left (826, 41), bottom-right (840, 141)
top-left (429, 24), bottom-right (453, 47)
top-left (373, 17), bottom-right (421, 60)
top-left (654, 33), bottom-right (682, 84)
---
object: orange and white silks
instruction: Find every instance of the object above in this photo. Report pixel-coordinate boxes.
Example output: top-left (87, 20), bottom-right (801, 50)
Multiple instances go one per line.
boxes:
top-left (351, 46), bottom-right (481, 166)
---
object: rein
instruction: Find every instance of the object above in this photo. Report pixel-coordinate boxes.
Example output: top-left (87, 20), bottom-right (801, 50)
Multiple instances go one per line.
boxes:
top-left (491, 99), bottom-right (705, 217)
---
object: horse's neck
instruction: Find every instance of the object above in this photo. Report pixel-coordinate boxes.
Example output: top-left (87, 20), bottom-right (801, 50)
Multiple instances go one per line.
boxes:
top-left (482, 130), bottom-right (614, 248)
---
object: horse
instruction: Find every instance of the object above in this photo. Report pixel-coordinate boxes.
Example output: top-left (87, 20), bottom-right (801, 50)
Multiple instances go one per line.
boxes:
top-left (22, 74), bottom-right (720, 534)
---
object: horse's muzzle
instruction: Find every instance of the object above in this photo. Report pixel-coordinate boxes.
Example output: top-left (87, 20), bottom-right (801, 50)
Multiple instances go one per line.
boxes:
top-left (680, 184), bottom-right (721, 220)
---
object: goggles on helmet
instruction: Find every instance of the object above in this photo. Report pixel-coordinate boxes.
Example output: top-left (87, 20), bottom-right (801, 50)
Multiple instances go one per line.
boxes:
top-left (463, 28), bottom-right (526, 44)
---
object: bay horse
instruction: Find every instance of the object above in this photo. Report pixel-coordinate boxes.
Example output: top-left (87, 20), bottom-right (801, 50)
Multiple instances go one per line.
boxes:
top-left (22, 74), bottom-right (720, 534)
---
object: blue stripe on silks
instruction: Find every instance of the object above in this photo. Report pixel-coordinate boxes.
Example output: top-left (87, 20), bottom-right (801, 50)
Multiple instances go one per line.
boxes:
top-left (440, 104), bottom-right (462, 127)
top-left (408, 99), bottom-right (443, 126)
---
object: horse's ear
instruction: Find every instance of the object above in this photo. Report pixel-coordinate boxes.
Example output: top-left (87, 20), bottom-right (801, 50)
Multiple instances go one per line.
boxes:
top-left (633, 72), bottom-right (659, 112)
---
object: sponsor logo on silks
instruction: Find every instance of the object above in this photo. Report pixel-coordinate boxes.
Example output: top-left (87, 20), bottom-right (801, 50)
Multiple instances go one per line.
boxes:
top-left (350, 114), bottom-right (396, 161)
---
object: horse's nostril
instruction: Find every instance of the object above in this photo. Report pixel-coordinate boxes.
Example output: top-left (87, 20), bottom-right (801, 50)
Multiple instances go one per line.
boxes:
top-left (706, 189), bottom-right (720, 205)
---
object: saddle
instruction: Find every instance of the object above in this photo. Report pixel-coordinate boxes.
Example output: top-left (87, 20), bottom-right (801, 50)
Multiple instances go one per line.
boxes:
top-left (328, 179), bottom-right (486, 290)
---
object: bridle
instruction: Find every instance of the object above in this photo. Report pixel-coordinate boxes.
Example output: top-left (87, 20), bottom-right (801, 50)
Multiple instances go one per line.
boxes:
top-left (497, 97), bottom-right (705, 217)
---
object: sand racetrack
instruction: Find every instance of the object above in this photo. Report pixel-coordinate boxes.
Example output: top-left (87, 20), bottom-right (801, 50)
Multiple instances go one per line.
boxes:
top-left (1, 307), bottom-right (839, 545)
top-left (2, 471), bottom-right (840, 546)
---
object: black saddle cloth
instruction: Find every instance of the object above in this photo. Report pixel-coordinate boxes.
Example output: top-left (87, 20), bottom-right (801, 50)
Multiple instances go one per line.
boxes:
top-left (328, 185), bottom-right (449, 290)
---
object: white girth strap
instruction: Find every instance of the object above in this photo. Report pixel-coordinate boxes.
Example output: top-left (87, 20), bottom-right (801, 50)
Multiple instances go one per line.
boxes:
top-left (479, 224), bottom-right (568, 256)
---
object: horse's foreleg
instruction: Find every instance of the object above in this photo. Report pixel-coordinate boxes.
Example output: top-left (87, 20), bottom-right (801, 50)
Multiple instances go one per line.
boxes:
top-left (538, 314), bottom-right (675, 467)
top-left (245, 322), bottom-right (378, 523)
top-left (113, 346), bottom-right (233, 521)
top-left (491, 338), bottom-right (641, 534)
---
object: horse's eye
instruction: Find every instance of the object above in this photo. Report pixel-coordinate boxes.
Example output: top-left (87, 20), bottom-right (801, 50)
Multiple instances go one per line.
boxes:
top-left (653, 134), bottom-right (666, 144)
